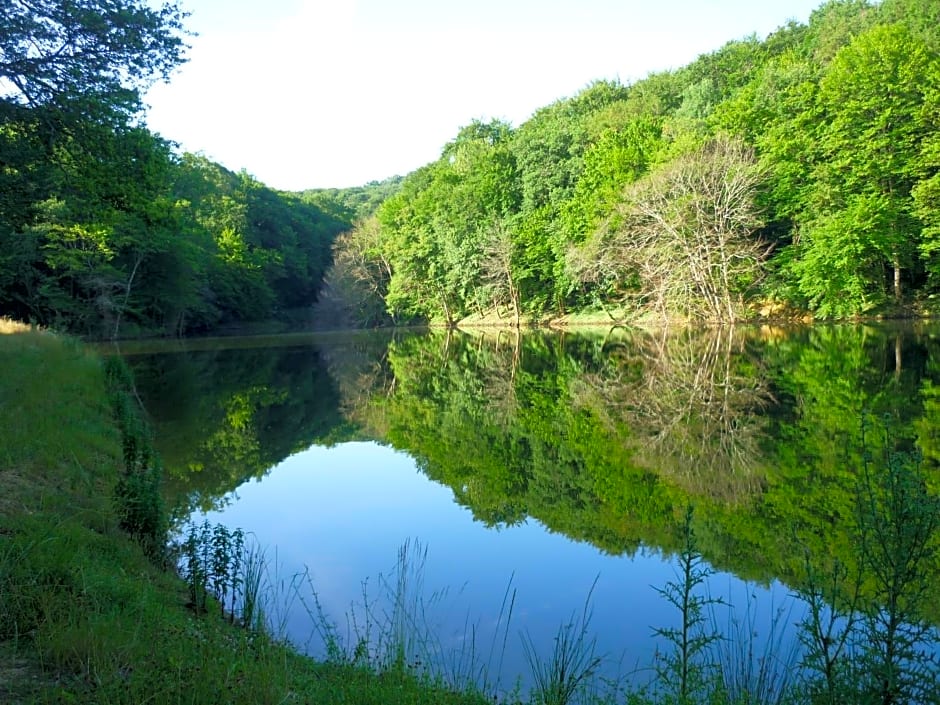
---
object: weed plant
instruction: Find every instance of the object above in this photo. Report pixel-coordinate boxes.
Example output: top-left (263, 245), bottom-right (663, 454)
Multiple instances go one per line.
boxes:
top-left (854, 421), bottom-right (940, 705)
top-left (708, 587), bottom-right (802, 705)
top-left (104, 355), bottom-right (167, 563)
top-left (795, 552), bottom-right (861, 705)
top-left (794, 416), bottom-right (940, 705)
top-left (647, 506), bottom-right (726, 705)
top-left (521, 579), bottom-right (603, 705)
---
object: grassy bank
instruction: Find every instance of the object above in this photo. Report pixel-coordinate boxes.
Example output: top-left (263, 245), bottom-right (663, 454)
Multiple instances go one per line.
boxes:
top-left (0, 320), bottom-right (488, 704)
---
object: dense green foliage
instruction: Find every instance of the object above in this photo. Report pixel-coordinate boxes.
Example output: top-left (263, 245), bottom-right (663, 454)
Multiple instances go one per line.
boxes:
top-left (0, 1), bottom-right (348, 338)
top-left (1, 0), bottom-right (187, 115)
top-left (330, 0), bottom-right (940, 324)
top-left (8, 0), bottom-right (940, 333)
top-left (302, 176), bottom-right (405, 223)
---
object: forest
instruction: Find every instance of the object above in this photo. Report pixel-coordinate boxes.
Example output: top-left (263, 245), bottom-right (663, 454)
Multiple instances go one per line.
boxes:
top-left (0, 0), bottom-right (350, 337)
top-left (328, 0), bottom-right (940, 327)
top-left (3, 0), bottom-right (940, 336)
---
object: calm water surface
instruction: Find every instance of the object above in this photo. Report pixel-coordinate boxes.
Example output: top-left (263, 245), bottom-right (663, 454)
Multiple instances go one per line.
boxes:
top-left (119, 322), bottom-right (940, 691)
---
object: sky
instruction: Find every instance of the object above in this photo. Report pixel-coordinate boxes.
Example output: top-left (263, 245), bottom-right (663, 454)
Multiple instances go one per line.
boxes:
top-left (143, 0), bottom-right (826, 191)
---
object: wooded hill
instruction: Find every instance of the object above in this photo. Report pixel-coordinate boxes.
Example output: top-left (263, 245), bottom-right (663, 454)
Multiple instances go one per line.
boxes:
top-left (3, 0), bottom-right (939, 336)
top-left (0, 0), bottom-right (349, 338)
top-left (327, 0), bottom-right (940, 326)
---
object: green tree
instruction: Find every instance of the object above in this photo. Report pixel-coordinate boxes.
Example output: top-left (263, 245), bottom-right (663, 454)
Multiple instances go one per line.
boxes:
top-left (18, 123), bottom-right (187, 336)
top-left (558, 118), bottom-right (661, 244)
top-left (803, 0), bottom-right (877, 64)
top-left (0, 0), bottom-right (187, 115)
top-left (512, 80), bottom-right (630, 216)
top-left (786, 24), bottom-right (938, 315)
top-left (168, 155), bottom-right (345, 330)
top-left (377, 120), bottom-right (518, 324)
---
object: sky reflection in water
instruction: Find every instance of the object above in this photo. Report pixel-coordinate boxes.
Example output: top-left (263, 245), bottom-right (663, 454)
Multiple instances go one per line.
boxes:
top-left (200, 440), bottom-right (798, 690)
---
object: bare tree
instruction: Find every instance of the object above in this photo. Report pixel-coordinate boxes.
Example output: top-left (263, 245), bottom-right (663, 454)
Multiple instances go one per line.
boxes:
top-left (479, 221), bottom-right (522, 327)
top-left (317, 216), bottom-right (393, 327)
top-left (570, 135), bottom-right (767, 322)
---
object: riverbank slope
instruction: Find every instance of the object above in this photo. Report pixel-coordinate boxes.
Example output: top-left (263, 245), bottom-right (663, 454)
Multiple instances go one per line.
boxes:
top-left (0, 320), bottom-right (488, 704)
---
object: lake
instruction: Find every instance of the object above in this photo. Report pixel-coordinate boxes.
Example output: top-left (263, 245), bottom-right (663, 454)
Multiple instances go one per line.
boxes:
top-left (117, 322), bottom-right (940, 697)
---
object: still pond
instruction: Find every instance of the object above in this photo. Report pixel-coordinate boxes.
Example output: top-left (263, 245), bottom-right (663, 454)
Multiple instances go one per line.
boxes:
top-left (116, 322), bottom-right (940, 692)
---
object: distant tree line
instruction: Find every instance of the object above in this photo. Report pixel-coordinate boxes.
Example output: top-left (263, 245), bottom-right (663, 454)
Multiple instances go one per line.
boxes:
top-left (0, 0), bottom-right (348, 337)
top-left (328, 0), bottom-right (940, 326)
top-left (301, 176), bottom-right (405, 224)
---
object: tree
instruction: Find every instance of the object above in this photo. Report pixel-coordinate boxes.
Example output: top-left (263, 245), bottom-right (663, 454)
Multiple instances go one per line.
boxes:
top-left (559, 118), bottom-right (662, 243)
top-left (1, 0), bottom-right (188, 115)
top-left (512, 80), bottom-right (630, 215)
top-left (878, 0), bottom-right (940, 51)
top-left (12, 122), bottom-right (188, 336)
top-left (804, 0), bottom-right (877, 63)
top-left (570, 135), bottom-right (767, 322)
top-left (479, 221), bottom-right (521, 326)
top-left (786, 24), bottom-right (938, 315)
top-left (0, 0), bottom-right (194, 335)
top-left (375, 120), bottom-right (519, 325)
top-left (318, 216), bottom-right (393, 328)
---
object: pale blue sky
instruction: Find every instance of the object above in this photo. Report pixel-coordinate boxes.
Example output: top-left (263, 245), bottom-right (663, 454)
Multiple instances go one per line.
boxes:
top-left (144, 0), bottom-right (826, 191)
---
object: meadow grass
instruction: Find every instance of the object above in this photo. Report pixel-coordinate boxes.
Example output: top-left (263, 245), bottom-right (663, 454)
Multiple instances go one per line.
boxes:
top-left (0, 320), bottom-right (492, 705)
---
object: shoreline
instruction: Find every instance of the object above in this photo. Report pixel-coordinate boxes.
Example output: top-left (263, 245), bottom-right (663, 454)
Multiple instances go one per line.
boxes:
top-left (0, 322), bottom-right (492, 705)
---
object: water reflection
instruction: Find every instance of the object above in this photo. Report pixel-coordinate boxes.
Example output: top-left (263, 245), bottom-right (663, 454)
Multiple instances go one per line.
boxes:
top-left (191, 443), bottom-right (787, 689)
top-left (122, 323), bottom-right (940, 690)
top-left (570, 326), bottom-right (771, 501)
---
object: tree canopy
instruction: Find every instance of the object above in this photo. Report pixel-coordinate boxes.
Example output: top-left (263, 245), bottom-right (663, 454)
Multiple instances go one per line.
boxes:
top-left (327, 0), bottom-right (940, 325)
top-left (5, 0), bottom-right (940, 334)
top-left (0, 0), bottom-right (349, 337)
top-left (1, 0), bottom-right (188, 114)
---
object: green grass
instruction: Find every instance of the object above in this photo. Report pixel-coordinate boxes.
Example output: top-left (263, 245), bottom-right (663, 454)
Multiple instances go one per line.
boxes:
top-left (0, 320), bottom-right (492, 705)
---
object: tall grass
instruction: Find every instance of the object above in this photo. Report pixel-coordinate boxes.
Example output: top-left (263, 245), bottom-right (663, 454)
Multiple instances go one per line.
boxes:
top-left (184, 500), bottom-right (940, 705)
top-left (0, 317), bottom-right (32, 334)
top-left (708, 587), bottom-right (803, 705)
top-left (522, 579), bottom-right (603, 705)
top-left (0, 323), bottom-right (120, 517)
top-left (301, 538), bottom-right (519, 700)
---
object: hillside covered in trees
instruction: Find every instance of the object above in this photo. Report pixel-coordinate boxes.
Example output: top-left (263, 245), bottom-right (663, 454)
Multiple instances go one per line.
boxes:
top-left (328, 0), bottom-right (940, 326)
top-left (0, 0), bottom-right (349, 338)
top-left (4, 0), bottom-right (939, 336)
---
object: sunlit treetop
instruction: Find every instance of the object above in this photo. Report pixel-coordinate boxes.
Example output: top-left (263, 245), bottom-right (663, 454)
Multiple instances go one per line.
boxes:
top-left (0, 0), bottom-right (189, 114)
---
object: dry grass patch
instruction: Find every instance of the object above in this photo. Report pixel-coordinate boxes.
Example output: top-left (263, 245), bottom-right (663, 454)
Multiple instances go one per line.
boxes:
top-left (0, 318), bottom-right (32, 335)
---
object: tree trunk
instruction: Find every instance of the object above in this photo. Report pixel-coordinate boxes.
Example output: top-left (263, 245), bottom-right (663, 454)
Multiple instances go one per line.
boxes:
top-left (113, 252), bottom-right (144, 340)
top-left (895, 334), bottom-right (902, 379)
top-left (893, 250), bottom-right (901, 302)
